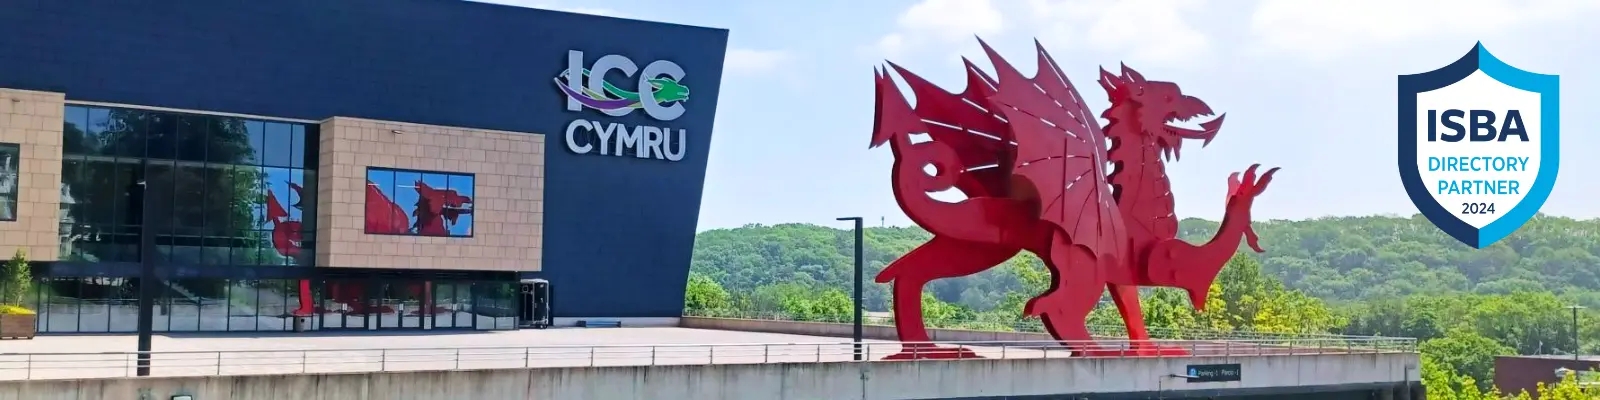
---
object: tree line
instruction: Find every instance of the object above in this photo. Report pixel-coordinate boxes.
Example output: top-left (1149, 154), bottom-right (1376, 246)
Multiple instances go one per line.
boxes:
top-left (686, 214), bottom-right (1600, 398)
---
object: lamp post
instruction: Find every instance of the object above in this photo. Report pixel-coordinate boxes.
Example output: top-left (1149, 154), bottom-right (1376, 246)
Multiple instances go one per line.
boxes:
top-left (837, 217), bottom-right (864, 361)
top-left (1568, 305), bottom-right (1585, 360)
top-left (135, 164), bottom-right (155, 377)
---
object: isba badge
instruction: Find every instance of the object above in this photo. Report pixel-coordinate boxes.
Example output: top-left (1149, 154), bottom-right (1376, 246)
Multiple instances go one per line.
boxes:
top-left (1398, 43), bottom-right (1560, 249)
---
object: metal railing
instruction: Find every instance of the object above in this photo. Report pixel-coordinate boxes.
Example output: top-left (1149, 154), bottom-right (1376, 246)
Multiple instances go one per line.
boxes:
top-left (682, 309), bottom-right (1378, 341)
top-left (0, 337), bottom-right (1416, 381)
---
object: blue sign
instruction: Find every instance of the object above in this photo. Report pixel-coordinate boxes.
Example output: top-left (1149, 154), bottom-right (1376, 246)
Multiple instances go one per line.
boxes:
top-left (1398, 43), bottom-right (1560, 249)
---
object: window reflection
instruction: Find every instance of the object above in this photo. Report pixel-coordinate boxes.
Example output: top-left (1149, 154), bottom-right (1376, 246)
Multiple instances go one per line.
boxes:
top-left (56, 105), bottom-right (318, 267)
top-left (0, 142), bottom-right (17, 221)
top-left (27, 277), bottom-right (522, 333)
top-left (365, 167), bottom-right (475, 237)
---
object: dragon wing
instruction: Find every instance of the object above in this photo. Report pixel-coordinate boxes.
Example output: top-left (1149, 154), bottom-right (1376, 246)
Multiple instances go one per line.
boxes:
top-left (979, 39), bottom-right (1126, 261)
top-left (877, 59), bottom-right (1014, 198)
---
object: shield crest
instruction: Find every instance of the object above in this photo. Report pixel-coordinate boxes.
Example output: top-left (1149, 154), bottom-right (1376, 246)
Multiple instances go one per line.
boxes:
top-left (1398, 43), bottom-right (1560, 249)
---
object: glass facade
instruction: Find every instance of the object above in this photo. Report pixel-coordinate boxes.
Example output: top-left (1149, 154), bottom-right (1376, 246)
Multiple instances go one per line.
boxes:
top-left (1, 277), bottom-right (518, 332)
top-left (1, 104), bottom-right (521, 333)
top-left (365, 167), bottom-right (475, 237)
top-left (0, 142), bottom-right (16, 221)
top-left (60, 105), bottom-right (318, 265)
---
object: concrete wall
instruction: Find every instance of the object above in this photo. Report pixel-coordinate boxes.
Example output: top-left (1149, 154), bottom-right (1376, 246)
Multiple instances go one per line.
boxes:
top-left (681, 316), bottom-right (1053, 342)
top-left (0, 353), bottom-right (1419, 400)
top-left (0, 88), bottom-right (63, 261)
top-left (316, 117), bottom-right (544, 272)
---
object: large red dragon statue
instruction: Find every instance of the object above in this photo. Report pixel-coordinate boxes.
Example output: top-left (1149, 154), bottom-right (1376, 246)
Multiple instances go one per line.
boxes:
top-left (872, 38), bottom-right (1279, 359)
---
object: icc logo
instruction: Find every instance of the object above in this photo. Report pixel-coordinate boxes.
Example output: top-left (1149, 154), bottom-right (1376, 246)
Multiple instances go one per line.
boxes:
top-left (1398, 43), bottom-right (1560, 249)
top-left (556, 50), bottom-right (689, 122)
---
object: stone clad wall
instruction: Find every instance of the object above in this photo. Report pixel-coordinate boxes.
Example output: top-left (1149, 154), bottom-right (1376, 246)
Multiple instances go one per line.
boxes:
top-left (315, 117), bottom-right (544, 272)
top-left (0, 88), bottom-right (63, 261)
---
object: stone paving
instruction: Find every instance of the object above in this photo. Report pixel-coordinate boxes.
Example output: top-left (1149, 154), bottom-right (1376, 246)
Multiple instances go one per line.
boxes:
top-left (0, 327), bottom-right (1053, 380)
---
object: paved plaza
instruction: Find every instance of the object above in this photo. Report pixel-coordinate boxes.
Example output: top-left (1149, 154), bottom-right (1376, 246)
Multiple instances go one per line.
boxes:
top-left (0, 327), bottom-right (1050, 380)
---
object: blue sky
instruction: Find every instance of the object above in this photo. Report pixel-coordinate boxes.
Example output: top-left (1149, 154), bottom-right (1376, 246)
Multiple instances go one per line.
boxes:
top-left (478, 0), bottom-right (1599, 231)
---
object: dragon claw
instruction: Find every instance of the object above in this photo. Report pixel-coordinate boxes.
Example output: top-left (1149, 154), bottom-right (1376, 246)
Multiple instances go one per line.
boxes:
top-left (1230, 165), bottom-right (1279, 198)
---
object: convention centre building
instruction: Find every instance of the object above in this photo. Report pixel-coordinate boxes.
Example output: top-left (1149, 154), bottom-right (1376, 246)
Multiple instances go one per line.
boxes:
top-left (0, 0), bottom-right (726, 333)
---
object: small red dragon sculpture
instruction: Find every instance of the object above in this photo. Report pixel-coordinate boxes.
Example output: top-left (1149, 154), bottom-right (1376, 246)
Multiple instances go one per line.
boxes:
top-left (872, 38), bottom-right (1279, 359)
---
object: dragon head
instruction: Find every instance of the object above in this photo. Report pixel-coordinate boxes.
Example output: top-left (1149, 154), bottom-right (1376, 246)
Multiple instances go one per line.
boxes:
top-left (267, 183), bottom-right (305, 257)
top-left (1098, 64), bottom-right (1224, 161)
top-left (649, 77), bottom-right (691, 104)
top-left (415, 181), bottom-right (474, 226)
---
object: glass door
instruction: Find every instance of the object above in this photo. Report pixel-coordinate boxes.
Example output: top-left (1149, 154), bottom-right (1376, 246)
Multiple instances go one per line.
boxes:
top-left (319, 280), bottom-right (368, 330)
top-left (396, 281), bottom-right (423, 329)
top-left (431, 282), bottom-right (453, 329)
top-left (431, 282), bottom-right (474, 329)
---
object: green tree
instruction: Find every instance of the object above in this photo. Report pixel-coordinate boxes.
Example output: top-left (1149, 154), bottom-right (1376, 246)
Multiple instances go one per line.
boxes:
top-left (1419, 330), bottom-right (1515, 389)
top-left (0, 249), bottom-right (29, 306)
top-left (683, 272), bottom-right (732, 313)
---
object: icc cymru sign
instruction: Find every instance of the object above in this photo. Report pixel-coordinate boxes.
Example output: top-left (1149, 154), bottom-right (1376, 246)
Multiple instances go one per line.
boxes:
top-left (1398, 43), bottom-right (1561, 249)
top-left (557, 50), bottom-right (691, 162)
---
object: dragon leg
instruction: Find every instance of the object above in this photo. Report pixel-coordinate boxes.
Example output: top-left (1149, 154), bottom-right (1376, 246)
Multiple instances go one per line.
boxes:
top-left (1027, 238), bottom-right (1115, 357)
top-left (1107, 283), bottom-right (1189, 356)
top-left (878, 236), bottom-right (1019, 360)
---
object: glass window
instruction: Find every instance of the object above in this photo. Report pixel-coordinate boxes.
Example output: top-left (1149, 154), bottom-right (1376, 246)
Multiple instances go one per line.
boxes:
top-left (114, 160), bottom-right (143, 227)
top-left (175, 115), bottom-right (208, 162)
top-left (146, 113), bottom-right (177, 160)
top-left (0, 143), bottom-right (17, 221)
top-left (84, 107), bottom-right (112, 157)
top-left (200, 164), bottom-right (233, 236)
top-left (108, 109), bottom-right (146, 158)
top-left (365, 167), bottom-right (474, 237)
top-left (172, 162), bottom-right (205, 234)
top-left (78, 277), bottom-right (115, 333)
top-left (145, 160), bottom-right (175, 233)
top-left (393, 170), bottom-right (421, 231)
top-left (59, 105), bottom-right (320, 269)
top-left (77, 157), bottom-right (113, 225)
top-left (287, 169), bottom-right (307, 227)
top-left (366, 168), bottom-right (400, 234)
top-left (263, 122), bottom-right (292, 168)
top-left (302, 125), bottom-right (321, 169)
top-left (63, 106), bottom-right (88, 155)
top-left (290, 125), bottom-right (307, 169)
top-left (244, 120), bottom-right (265, 166)
top-left (240, 166), bottom-right (267, 230)
top-left (207, 116), bottom-right (249, 165)
top-left (448, 175), bottom-right (475, 237)
top-left (40, 278), bottom-right (80, 333)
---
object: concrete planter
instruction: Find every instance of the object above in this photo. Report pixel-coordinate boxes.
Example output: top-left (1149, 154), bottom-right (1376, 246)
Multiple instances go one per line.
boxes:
top-left (0, 314), bottom-right (36, 339)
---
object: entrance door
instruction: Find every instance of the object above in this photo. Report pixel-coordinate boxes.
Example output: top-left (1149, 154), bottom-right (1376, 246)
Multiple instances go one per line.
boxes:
top-left (391, 281), bottom-right (424, 330)
top-left (319, 280), bottom-right (369, 330)
top-left (430, 282), bottom-right (474, 330)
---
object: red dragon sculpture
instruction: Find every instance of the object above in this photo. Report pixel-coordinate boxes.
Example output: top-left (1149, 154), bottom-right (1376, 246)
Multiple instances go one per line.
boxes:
top-left (265, 183), bottom-right (318, 317)
top-left (872, 38), bottom-right (1279, 359)
top-left (411, 181), bottom-right (474, 236)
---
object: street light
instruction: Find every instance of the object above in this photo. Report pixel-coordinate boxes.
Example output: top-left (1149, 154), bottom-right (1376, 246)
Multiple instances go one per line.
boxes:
top-left (837, 217), bottom-right (864, 361)
top-left (1569, 305), bottom-right (1585, 361)
top-left (135, 172), bottom-right (156, 377)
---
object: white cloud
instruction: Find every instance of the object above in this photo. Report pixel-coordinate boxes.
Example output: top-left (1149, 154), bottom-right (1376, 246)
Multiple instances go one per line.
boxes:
top-left (1022, 0), bottom-right (1211, 64)
top-left (873, 0), bottom-right (1005, 59)
top-left (1249, 0), bottom-right (1600, 60)
top-left (871, 0), bottom-right (1210, 66)
top-left (725, 49), bottom-right (794, 75)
